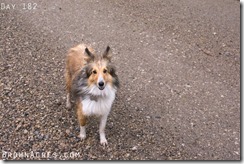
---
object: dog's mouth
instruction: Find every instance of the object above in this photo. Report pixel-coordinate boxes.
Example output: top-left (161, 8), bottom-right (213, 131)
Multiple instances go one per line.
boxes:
top-left (98, 86), bottom-right (105, 90)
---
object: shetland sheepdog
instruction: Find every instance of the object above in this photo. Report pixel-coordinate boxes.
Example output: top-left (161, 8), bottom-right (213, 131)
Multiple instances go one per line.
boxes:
top-left (65, 44), bottom-right (119, 146)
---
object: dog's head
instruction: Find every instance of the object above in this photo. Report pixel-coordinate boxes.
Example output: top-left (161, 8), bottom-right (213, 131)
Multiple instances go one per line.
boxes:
top-left (84, 46), bottom-right (119, 93)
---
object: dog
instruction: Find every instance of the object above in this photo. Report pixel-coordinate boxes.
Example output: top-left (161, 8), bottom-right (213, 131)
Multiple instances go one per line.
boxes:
top-left (65, 44), bottom-right (119, 146)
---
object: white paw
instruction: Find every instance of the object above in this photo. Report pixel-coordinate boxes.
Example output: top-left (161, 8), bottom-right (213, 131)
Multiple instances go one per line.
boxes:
top-left (79, 133), bottom-right (86, 140)
top-left (79, 126), bottom-right (86, 140)
top-left (100, 138), bottom-right (108, 146)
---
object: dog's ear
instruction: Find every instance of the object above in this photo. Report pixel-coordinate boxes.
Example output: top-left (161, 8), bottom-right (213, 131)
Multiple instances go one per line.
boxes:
top-left (85, 64), bottom-right (93, 77)
top-left (84, 48), bottom-right (95, 62)
top-left (102, 46), bottom-right (112, 62)
top-left (107, 64), bottom-right (119, 88)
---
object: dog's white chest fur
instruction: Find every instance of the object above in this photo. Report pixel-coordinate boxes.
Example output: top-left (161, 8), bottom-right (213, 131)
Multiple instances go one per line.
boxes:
top-left (81, 86), bottom-right (116, 116)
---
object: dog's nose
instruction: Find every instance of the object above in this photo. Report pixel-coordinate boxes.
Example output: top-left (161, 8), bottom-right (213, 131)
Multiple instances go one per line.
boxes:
top-left (98, 81), bottom-right (104, 87)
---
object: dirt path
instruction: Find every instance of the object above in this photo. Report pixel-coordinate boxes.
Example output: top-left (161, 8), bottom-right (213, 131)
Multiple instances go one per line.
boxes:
top-left (0, 0), bottom-right (240, 160)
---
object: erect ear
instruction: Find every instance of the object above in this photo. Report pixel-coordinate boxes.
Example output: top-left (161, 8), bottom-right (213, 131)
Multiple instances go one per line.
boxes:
top-left (84, 48), bottom-right (95, 62)
top-left (102, 46), bottom-right (112, 62)
top-left (107, 64), bottom-right (120, 88)
top-left (85, 64), bottom-right (93, 77)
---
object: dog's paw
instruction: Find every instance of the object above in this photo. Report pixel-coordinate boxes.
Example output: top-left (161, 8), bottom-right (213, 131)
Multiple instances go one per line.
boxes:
top-left (79, 133), bottom-right (86, 140)
top-left (100, 138), bottom-right (108, 146)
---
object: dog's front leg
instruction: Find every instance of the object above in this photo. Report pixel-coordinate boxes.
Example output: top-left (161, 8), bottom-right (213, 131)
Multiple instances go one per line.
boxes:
top-left (99, 114), bottom-right (108, 146)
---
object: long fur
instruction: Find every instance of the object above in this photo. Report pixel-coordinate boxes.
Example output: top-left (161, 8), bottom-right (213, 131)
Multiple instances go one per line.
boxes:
top-left (72, 64), bottom-right (119, 101)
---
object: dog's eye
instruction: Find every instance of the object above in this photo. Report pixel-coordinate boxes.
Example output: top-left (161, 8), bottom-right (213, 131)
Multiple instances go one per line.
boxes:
top-left (103, 69), bottom-right (107, 74)
top-left (92, 70), bottom-right (97, 74)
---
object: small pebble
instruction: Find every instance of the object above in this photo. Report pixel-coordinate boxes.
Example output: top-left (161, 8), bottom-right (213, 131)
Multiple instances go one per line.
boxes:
top-left (132, 146), bottom-right (137, 151)
top-left (65, 129), bottom-right (70, 134)
top-left (23, 129), bottom-right (28, 134)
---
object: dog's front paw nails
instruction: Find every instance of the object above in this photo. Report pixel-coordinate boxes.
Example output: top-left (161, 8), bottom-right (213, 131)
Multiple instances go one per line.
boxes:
top-left (100, 138), bottom-right (108, 146)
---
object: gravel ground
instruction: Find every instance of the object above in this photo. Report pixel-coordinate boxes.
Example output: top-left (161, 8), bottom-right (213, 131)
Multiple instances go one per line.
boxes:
top-left (0, 0), bottom-right (240, 160)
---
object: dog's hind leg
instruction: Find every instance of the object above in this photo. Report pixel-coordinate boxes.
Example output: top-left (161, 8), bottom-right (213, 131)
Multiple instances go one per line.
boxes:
top-left (76, 100), bottom-right (86, 140)
top-left (66, 93), bottom-right (71, 109)
top-left (65, 70), bottom-right (72, 109)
